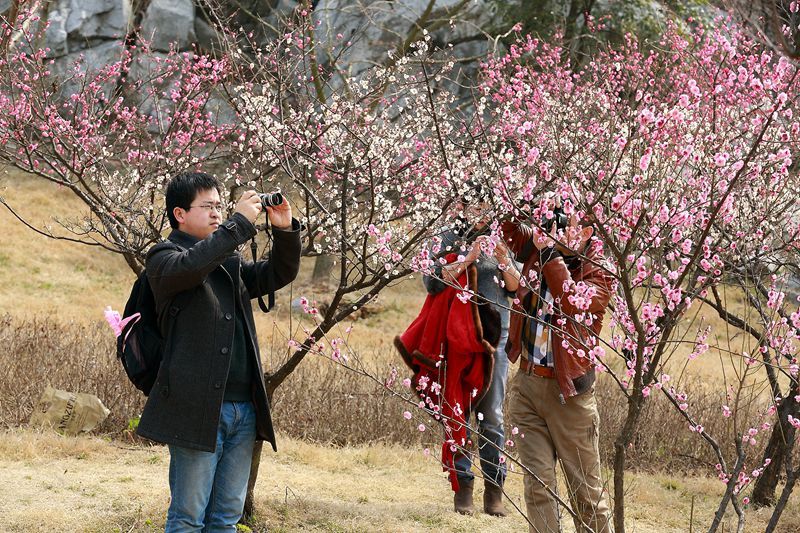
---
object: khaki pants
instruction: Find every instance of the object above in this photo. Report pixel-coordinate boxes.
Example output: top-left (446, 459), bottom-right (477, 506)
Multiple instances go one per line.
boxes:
top-left (509, 370), bottom-right (612, 533)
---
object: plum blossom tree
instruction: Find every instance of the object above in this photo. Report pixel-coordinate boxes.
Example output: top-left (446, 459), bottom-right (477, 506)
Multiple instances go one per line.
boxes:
top-left (0, 2), bottom-right (503, 520)
top-left (474, 19), bottom-right (800, 532)
top-left (0, 7), bottom-right (238, 273)
top-left (726, 0), bottom-right (800, 59)
top-left (2, 3), bottom-right (800, 531)
top-left (717, 0), bottom-right (800, 516)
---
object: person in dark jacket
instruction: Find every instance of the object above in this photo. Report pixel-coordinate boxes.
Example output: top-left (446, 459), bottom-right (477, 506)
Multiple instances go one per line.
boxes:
top-left (137, 172), bottom-right (301, 532)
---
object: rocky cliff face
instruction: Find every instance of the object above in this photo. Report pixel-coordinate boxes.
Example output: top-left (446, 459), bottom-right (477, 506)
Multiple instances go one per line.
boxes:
top-left (2, 0), bottom-right (492, 96)
top-left (40, 0), bottom-right (200, 58)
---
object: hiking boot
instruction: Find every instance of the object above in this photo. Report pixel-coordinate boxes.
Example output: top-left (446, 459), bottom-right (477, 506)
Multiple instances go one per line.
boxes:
top-left (453, 478), bottom-right (475, 515)
top-left (483, 481), bottom-right (508, 517)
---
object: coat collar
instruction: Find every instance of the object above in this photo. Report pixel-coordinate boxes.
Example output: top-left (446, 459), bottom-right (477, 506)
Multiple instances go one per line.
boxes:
top-left (167, 229), bottom-right (200, 249)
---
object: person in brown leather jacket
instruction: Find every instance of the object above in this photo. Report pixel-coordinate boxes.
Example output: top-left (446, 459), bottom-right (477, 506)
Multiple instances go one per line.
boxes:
top-left (501, 204), bottom-right (614, 533)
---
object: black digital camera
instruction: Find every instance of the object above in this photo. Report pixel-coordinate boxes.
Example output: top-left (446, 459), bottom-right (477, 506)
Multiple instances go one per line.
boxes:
top-left (540, 205), bottom-right (568, 231)
top-left (259, 192), bottom-right (284, 208)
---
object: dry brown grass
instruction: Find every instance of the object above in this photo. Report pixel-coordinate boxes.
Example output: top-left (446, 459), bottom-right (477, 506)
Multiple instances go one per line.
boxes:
top-left (0, 311), bottom-right (767, 474)
top-left (0, 314), bottom-right (146, 432)
top-left (0, 172), bottom-right (132, 318)
top-left (2, 428), bottom-right (797, 532)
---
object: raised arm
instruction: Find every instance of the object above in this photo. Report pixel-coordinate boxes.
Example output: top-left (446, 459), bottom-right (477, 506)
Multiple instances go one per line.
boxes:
top-left (146, 213), bottom-right (257, 300)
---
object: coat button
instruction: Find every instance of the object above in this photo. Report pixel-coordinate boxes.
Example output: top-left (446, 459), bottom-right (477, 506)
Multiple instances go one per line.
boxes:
top-left (221, 347), bottom-right (229, 354)
top-left (214, 381), bottom-right (222, 389)
top-left (225, 313), bottom-right (232, 320)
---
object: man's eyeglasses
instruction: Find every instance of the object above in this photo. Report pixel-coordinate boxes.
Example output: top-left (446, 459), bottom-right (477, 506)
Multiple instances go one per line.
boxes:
top-left (188, 203), bottom-right (224, 213)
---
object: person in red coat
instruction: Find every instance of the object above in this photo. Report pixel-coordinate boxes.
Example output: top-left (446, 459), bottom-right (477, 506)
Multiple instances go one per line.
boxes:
top-left (501, 202), bottom-right (614, 533)
top-left (396, 193), bottom-right (519, 516)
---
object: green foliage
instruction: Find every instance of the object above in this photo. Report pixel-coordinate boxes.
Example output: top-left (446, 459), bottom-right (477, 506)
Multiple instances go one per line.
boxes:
top-left (489, 0), bottom-right (714, 58)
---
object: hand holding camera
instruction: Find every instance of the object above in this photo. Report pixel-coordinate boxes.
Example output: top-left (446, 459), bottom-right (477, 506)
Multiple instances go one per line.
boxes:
top-left (234, 190), bottom-right (263, 224)
top-left (533, 197), bottom-right (569, 251)
top-left (234, 190), bottom-right (292, 229)
top-left (464, 237), bottom-right (485, 263)
top-left (259, 192), bottom-right (292, 230)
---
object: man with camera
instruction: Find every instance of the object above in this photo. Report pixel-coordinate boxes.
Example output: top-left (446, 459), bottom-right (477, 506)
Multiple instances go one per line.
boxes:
top-left (501, 200), bottom-right (613, 532)
top-left (137, 172), bottom-right (301, 532)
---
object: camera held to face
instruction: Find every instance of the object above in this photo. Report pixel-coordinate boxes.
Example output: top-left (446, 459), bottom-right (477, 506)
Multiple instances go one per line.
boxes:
top-left (259, 192), bottom-right (284, 208)
top-left (541, 205), bottom-right (569, 232)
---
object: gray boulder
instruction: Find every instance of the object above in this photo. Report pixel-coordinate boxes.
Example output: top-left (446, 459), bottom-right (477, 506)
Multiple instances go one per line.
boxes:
top-left (45, 0), bottom-right (131, 57)
top-left (140, 0), bottom-right (196, 52)
top-left (194, 17), bottom-right (221, 53)
top-left (49, 40), bottom-right (127, 98)
top-left (313, 0), bottom-right (492, 94)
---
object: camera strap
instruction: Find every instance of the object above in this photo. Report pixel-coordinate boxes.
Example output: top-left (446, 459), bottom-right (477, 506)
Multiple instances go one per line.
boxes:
top-left (250, 219), bottom-right (276, 313)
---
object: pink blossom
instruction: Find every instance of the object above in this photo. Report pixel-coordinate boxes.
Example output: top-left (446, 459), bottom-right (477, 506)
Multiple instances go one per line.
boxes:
top-left (639, 148), bottom-right (652, 171)
top-left (103, 306), bottom-right (140, 339)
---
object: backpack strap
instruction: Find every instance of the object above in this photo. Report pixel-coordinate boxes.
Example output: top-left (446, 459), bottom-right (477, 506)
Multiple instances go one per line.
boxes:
top-left (151, 240), bottom-right (183, 398)
top-left (158, 303), bottom-right (180, 398)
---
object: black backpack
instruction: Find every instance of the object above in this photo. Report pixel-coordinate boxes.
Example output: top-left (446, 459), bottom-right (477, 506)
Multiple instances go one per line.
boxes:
top-left (117, 271), bottom-right (163, 396)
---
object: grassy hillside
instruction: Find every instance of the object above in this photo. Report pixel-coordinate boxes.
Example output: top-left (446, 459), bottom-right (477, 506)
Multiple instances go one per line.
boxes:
top-left (0, 173), bottom-right (132, 318)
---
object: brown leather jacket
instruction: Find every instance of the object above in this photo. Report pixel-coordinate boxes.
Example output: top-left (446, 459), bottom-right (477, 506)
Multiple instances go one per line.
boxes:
top-left (501, 220), bottom-right (613, 399)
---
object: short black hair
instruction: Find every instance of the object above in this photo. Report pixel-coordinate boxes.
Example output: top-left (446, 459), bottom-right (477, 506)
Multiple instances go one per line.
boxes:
top-left (165, 172), bottom-right (223, 229)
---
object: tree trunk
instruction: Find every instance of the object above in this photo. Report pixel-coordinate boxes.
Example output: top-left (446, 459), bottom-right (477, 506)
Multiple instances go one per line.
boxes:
top-left (242, 382), bottom-right (276, 521)
top-left (613, 394), bottom-right (644, 533)
top-left (123, 251), bottom-right (144, 275)
top-left (766, 462), bottom-right (798, 532)
top-left (752, 429), bottom-right (786, 507)
top-left (242, 440), bottom-right (263, 520)
top-left (311, 253), bottom-right (336, 284)
top-left (752, 384), bottom-right (799, 507)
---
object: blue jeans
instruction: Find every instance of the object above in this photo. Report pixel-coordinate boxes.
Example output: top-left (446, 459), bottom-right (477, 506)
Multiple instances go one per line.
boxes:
top-left (165, 401), bottom-right (257, 533)
top-left (455, 327), bottom-right (509, 486)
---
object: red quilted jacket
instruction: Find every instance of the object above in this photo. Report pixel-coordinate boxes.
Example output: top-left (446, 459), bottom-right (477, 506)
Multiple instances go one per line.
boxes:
top-left (395, 255), bottom-right (498, 491)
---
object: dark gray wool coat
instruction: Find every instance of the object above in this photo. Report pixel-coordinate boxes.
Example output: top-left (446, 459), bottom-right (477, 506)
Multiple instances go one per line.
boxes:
top-left (136, 212), bottom-right (301, 452)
